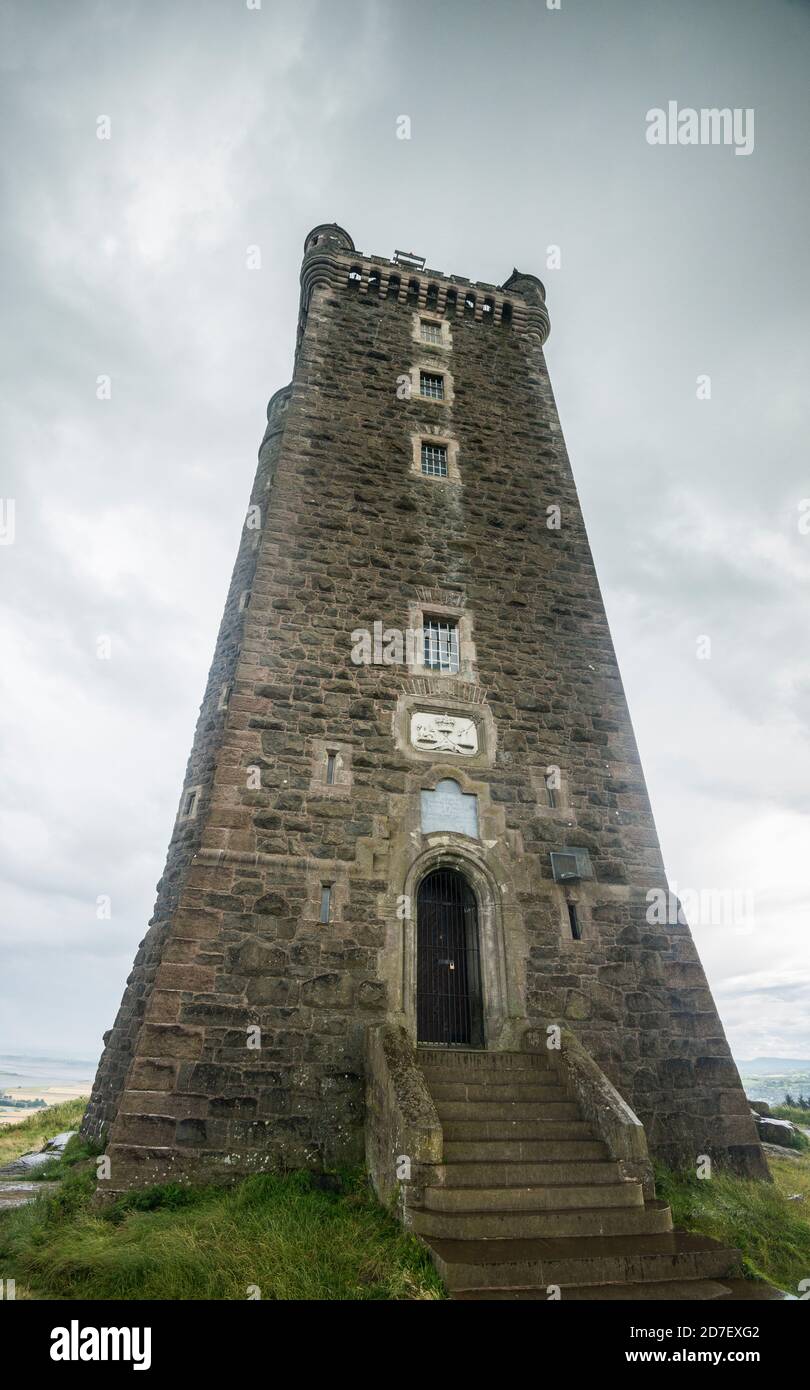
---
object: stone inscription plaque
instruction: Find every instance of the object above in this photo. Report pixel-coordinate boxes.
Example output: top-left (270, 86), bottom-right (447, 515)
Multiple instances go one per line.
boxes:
top-left (421, 779), bottom-right (479, 838)
top-left (410, 711), bottom-right (478, 756)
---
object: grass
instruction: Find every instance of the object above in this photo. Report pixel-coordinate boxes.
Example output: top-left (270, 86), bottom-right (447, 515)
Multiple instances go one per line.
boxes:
top-left (0, 1165), bottom-right (445, 1301)
top-left (772, 1104), bottom-right (810, 1127)
top-left (0, 1097), bottom-right (88, 1168)
top-left (6, 1098), bottom-right (806, 1301)
top-left (655, 1153), bottom-right (810, 1296)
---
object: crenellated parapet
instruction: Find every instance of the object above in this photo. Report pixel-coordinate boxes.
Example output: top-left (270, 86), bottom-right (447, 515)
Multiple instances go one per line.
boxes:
top-left (296, 222), bottom-right (552, 359)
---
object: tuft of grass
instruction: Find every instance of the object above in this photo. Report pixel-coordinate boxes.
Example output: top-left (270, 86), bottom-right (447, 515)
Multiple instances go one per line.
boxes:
top-left (772, 1104), bottom-right (810, 1128)
top-left (0, 1167), bottom-right (445, 1301)
top-left (655, 1154), bottom-right (810, 1296)
top-left (0, 1098), bottom-right (88, 1168)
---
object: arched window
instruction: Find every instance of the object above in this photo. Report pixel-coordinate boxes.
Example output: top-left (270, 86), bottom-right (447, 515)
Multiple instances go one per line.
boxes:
top-left (482, 297), bottom-right (494, 323)
top-left (347, 266), bottom-right (362, 288)
top-left (425, 283), bottom-right (439, 310)
top-left (501, 301), bottom-right (513, 327)
top-left (387, 274), bottom-right (401, 299)
top-left (464, 292), bottom-right (476, 317)
top-left (407, 278), bottom-right (420, 305)
top-left (368, 269), bottom-right (381, 293)
top-left (444, 288), bottom-right (457, 317)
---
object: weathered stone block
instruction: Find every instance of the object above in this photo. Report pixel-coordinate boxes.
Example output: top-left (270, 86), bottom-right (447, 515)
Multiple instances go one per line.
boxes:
top-left (139, 1025), bottom-right (203, 1060)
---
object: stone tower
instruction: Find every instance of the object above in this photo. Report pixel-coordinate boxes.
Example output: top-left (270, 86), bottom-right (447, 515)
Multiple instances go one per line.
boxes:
top-left (82, 223), bottom-right (765, 1193)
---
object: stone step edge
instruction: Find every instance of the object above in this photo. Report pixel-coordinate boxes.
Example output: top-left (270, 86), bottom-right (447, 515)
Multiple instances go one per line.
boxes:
top-left (452, 1279), bottom-right (734, 1301)
top-left (425, 1242), bottom-right (743, 1290)
top-left (425, 1179), bottom-right (636, 1193)
top-left (437, 1160), bottom-right (617, 1171)
top-left (417, 1198), bottom-right (650, 1217)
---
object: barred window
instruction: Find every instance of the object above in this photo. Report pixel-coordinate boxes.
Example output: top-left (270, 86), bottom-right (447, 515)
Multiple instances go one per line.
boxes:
top-left (421, 442), bottom-right (448, 477)
top-left (423, 618), bottom-right (460, 674)
top-left (420, 371), bottom-right (444, 400)
top-left (420, 320), bottom-right (442, 344)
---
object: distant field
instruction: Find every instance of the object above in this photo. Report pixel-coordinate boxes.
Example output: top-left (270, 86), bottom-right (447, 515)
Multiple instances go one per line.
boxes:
top-left (0, 1056), bottom-right (94, 1128)
top-left (740, 1070), bottom-right (810, 1109)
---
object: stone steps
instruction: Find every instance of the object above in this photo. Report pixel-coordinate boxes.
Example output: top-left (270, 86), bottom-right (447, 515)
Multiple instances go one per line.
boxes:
top-left (421, 1064), bottom-right (553, 1086)
top-left (411, 1198), bottom-right (673, 1241)
top-left (418, 1048), bottom-right (551, 1073)
top-left (428, 1081), bottom-right (567, 1103)
top-left (436, 1100), bottom-right (580, 1122)
top-left (455, 1278), bottom-right (736, 1301)
top-left (441, 1128), bottom-right (606, 1153)
top-left (427, 1231), bottom-right (743, 1293)
top-left (436, 1158), bottom-right (623, 1186)
top-left (424, 1181), bottom-right (644, 1213)
top-left (414, 1048), bottom-right (741, 1300)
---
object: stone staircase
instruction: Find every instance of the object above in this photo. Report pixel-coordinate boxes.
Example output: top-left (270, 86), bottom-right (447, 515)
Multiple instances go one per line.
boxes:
top-left (411, 1047), bottom-right (743, 1300)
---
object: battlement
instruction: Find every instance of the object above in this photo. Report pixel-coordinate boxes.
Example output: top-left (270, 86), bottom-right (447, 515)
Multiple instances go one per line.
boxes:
top-left (296, 222), bottom-right (550, 357)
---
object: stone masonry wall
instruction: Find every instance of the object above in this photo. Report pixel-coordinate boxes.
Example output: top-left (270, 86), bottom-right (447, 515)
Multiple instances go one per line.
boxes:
top-left (81, 387), bottom-right (291, 1143)
top-left (84, 225), bottom-right (765, 1188)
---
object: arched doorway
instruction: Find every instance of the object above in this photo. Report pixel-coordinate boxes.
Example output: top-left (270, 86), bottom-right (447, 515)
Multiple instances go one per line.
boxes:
top-left (416, 868), bottom-right (483, 1046)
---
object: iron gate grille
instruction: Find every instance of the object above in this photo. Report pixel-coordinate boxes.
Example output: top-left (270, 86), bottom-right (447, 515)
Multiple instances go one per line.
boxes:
top-left (416, 868), bottom-right (483, 1046)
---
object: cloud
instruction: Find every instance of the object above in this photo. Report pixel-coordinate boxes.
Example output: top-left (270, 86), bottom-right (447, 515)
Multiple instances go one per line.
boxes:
top-left (1, 0), bottom-right (808, 1062)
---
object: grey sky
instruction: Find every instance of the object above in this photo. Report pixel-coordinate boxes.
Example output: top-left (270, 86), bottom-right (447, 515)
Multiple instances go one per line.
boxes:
top-left (1, 0), bottom-right (808, 1064)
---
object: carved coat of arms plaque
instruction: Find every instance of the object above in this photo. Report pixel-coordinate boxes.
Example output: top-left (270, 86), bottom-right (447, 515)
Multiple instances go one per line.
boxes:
top-left (410, 711), bottom-right (478, 755)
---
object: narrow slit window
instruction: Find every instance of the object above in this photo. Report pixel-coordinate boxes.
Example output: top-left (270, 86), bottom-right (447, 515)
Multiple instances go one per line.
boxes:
top-left (464, 293), bottom-right (476, 316)
top-left (420, 442), bottom-right (448, 477)
top-left (368, 270), bottom-right (381, 293)
top-left (423, 618), bottom-right (460, 674)
top-left (407, 278), bottom-right (420, 305)
top-left (326, 751), bottom-right (337, 785)
top-left (567, 901), bottom-right (581, 940)
top-left (387, 274), bottom-right (401, 299)
top-left (183, 790), bottom-right (197, 817)
top-left (320, 884), bottom-right (332, 924)
top-left (547, 784), bottom-right (558, 809)
top-left (445, 288), bottom-right (457, 316)
top-left (425, 283), bottom-right (439, 309)
top-left (501, 301), bottom-right (513, 326)
top-left (420, 371), bottom-right (445, 400)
